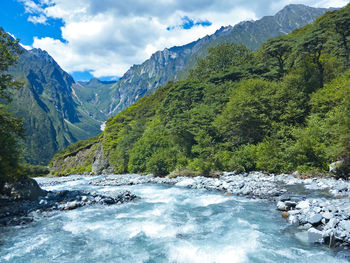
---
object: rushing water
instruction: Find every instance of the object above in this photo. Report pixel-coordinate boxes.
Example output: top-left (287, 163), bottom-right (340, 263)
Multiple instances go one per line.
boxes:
top-left (0, 176), bottom-right (348, 263)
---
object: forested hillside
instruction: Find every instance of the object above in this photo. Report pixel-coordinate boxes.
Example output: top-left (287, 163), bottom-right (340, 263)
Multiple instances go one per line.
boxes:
top-left (51, 5), bottom-right (350, 177)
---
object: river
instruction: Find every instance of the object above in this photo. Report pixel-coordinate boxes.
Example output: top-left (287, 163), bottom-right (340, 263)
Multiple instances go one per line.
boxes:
top-left (0, 175), bottom-right (348, 262)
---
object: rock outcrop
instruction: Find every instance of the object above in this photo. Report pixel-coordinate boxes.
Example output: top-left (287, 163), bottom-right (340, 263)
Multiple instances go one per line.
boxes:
top-left (1, 177), bottom-right (47, 200)
top-left (91, 144), bottom-right (111, 174)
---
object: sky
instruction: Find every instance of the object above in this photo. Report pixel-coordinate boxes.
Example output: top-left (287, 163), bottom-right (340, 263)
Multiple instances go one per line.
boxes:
top-left (0, 0), bottom-right (348, 81)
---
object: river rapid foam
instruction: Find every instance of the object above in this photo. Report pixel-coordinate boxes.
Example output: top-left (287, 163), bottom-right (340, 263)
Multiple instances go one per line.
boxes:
top-left (0, 175), bottom-right (349, 262)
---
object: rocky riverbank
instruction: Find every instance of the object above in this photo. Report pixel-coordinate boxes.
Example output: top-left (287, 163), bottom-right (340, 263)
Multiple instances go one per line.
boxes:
top-left (0, 189), bottom-right (138, 226)
top-left (3, 171), bottom-right (350, 250)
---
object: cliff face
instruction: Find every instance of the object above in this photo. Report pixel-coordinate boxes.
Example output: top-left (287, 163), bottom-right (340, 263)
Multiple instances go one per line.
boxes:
top-left (50, 142), bottom-right (112, 175)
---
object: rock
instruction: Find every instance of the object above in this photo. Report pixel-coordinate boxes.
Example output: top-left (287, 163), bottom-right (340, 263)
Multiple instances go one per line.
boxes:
top-left (322, 211), bottom-right (333, 220)
top-left (313, 207), bottom-right (321, 213)
top-left (64, 201), bottom-right (78, 210)
top-left (298, 223), bottom-right (312, 230)
top-left (296, 200), bottom-right (309, 210)
top-left (288, 215), bottom-right (299, 225)
top-left (308, 214), bottom-right (323, 225)
top-left (81, 196), bottom-right (88, 202)
top-left (175, 178), bottom-right (195, 187)
top-left (91, 144), bottom-right (110, 174)
top-left (339, 220), bottom-right (350, 232)
top-left (285, 201), bottom-right (297, 209)
top-left (277, 201), bottom-right (287, 211)
top-left (308, 228), bottom-right (324, 243)
top-left (282, 211), bottom-right (290, 218)
top-left (1, 177), bottom-right (47, 200)
top-left (325, 218), bottom-right (338, 229)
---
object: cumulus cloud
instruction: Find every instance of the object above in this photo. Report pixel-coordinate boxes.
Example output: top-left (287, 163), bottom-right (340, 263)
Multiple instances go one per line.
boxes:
top-left (20, 0), bottom-right (349, 78)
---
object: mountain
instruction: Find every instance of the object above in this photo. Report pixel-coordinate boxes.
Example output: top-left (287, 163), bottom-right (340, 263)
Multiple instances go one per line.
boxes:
top-left (5, 4), bottom-right (332, 165)
top-left (8, 48), bottom-right (102, 165)
top-left (84, 4), bottom-right (332, 118)
top-left (50, 4), bottom-right (350, 176)
top-left (72, 78), bottom-right (117, 124)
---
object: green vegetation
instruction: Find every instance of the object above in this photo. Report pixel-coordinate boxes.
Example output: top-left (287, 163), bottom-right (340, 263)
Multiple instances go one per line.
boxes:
top-left (51, 5), bottom-right (350, 177)
top-left (20, 163), bottom-right (49, 177)
top-left (0, 30), bottom-right (24, 185)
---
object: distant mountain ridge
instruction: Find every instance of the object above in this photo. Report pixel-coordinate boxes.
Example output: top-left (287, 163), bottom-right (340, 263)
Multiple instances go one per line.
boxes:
top-left (91, 4), bottom-right (332, 118)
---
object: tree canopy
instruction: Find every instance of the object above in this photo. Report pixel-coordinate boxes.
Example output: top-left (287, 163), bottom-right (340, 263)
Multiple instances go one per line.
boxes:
top-left (0, 30), bottom-right (24, 185)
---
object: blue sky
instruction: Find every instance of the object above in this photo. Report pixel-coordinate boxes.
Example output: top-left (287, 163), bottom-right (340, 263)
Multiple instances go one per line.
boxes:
top-left (0, 0), bottom-right (63, 46)
top-left (1, 0), bottom-right (348, 81)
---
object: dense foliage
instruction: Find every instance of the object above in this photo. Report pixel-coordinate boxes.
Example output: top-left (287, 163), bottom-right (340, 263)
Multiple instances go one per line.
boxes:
top-left (0, 30), bottom-right (24, 185)
top-left (52, 5), bottom-right (350, 177)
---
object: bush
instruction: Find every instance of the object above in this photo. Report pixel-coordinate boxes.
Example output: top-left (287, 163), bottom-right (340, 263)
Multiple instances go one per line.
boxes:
top-left (228, 144), bottom-right (257, 172)
top-left (21, 163), bottom-right (50, 177)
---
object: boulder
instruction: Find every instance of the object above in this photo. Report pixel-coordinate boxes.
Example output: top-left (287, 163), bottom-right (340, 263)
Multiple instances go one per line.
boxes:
top-left (322, 211), bottom-right (333, 221)
top-left (308, 214), bottom-right (323, 225)
top-left (308, 228), bottom-right (323, 243)
top-left (296, 200), bottom-right (309, 210)
top-left (1, 177), bottom-right (46, 200)
top-left (277, 201), bottom-right (287, 211)
top-left (288, 215), bottom-right (299, 225)
top-left (339, 220), bottom-right (350, 233)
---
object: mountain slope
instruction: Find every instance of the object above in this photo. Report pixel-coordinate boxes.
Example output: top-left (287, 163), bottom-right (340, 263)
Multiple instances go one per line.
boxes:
top-left (8, 48), bottom-right (101, 165)
top-left (50, 4), bottom-right (350, 176)
top-left (97, 4), bottom-right (331, 117)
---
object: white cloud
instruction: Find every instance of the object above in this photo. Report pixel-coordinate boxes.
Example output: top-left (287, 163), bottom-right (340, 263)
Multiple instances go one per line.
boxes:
top-left (28, 14), bottom-right (48, 24)
top-left (21, 0), bottom-right (349, 78)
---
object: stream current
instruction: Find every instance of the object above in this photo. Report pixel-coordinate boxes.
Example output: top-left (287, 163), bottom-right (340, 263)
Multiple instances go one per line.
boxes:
top-left (0, 175), bottom-right (348, 262)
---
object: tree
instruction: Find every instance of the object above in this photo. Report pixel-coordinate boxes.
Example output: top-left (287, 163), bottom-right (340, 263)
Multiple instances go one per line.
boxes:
top-left (300, 24), bottom-right (328, 89)
top-left (326, 5), bottom-right (350, 68)
top-left (260, 36), bottom-right (295, 79)
top-left (189, 43), bottom-right (253, 79)
top-left (0, 30), bottom-right (23, 184)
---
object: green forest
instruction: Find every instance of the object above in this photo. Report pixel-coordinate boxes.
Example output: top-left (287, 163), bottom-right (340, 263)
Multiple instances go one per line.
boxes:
top-left (33, 5), bottom-right (350, 178)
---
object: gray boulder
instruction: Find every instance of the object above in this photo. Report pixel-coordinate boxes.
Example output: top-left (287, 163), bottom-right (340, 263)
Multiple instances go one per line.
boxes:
top-left (308, 214), bottom-right (323, 225)
top-left (339, 220), bottom-right (350, 233)
top-left (1, 177), bottom-right (46, 200)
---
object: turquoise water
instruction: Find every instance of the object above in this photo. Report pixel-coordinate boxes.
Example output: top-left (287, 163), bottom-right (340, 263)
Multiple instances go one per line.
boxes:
top-left (0, 177), bottom-right (348, 262)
